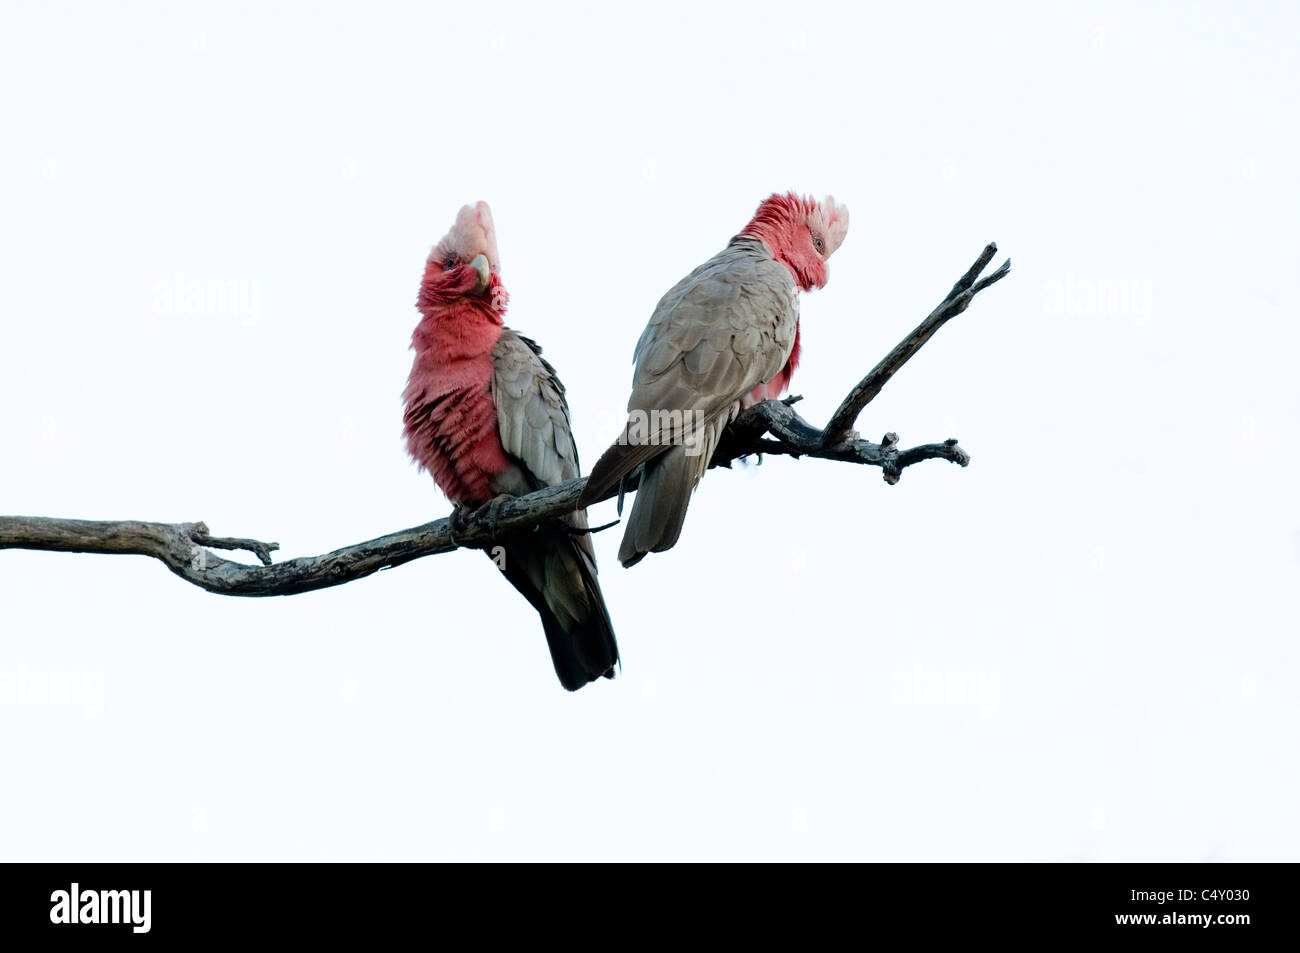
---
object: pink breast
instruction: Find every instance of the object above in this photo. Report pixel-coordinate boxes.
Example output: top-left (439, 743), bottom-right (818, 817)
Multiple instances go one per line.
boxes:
top-left (403, 354), bottom-right (509, 506)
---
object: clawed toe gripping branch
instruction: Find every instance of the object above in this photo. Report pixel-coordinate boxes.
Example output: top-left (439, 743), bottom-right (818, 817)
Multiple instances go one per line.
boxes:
top-left (0, 244), bottom-right (1009, 596)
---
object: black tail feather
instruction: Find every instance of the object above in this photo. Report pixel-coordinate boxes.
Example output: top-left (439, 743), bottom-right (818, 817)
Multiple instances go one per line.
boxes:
top-left (494, 529), bottom-right (619, 691)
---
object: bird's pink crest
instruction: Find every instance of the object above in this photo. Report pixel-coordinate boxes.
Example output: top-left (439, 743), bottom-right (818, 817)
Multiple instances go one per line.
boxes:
top-left (809, 195), bottom-right (849, 257)
top-left (418, 201), bottom-right (508, 315)
top-left (430, 200), bottom-right (501, 273)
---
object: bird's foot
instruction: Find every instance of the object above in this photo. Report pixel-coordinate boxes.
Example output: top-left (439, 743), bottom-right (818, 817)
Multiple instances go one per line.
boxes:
top-left (447, 503), bottom-right (475, 546)
top-left (471, 494), bottom-right (514, 541)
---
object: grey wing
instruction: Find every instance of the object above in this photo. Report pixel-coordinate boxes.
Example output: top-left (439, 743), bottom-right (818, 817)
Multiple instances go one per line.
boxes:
top-left (491, 329), bottom-right (581, 488)
top-left (490, 329), bottom-right (594, 545)
top-left (628, 240), bottom-right (798, 445)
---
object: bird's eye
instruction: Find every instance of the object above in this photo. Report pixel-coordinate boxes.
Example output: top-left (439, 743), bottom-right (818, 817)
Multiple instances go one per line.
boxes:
top-left (813, 233), bottom-right (826, 255)
top-left (443, 256), bottom-right (458, 270)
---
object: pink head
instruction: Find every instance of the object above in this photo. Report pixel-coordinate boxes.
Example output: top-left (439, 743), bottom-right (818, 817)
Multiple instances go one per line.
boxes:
top-left (737, 192), bottom-right (850, 291)
top-left (417, 201), bottom-right (508, 315)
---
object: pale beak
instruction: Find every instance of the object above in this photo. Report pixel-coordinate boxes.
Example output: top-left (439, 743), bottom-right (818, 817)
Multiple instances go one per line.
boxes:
top-left (469, 253), bottom-right (491, 295)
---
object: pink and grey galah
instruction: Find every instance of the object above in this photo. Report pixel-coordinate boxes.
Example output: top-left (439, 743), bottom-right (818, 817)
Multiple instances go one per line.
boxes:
top-left (403, 202), bottom-right (619, 691)
top-left (581, 192), bottom-right (849, 566)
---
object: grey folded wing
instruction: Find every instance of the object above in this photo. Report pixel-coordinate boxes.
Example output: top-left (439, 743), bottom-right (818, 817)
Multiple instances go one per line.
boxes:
top-left (490, 329), bottom-right (596, 554)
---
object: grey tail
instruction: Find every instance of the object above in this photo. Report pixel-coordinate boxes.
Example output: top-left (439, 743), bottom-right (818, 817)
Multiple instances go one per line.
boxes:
top-left (617, 445), bottom-right (695, 568)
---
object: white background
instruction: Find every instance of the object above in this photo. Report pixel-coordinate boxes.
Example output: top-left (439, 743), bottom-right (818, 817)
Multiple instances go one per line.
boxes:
top-left (1, 1), bottom-right (1296, 860)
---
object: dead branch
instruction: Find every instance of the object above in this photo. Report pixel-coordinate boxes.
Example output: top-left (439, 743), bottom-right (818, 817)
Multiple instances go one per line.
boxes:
top-left (0, 243), bottom-right (1009, 596)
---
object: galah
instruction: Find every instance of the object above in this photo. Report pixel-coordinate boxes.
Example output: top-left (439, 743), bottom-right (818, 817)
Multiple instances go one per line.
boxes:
top-left (581, 192), bottom-right (849, 567)
top-left (403, 202), bottom-right (618, 690)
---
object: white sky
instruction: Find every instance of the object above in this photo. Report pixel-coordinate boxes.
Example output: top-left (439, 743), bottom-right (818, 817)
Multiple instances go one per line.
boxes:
top-left (1, 1), bottom-right (1296, 860)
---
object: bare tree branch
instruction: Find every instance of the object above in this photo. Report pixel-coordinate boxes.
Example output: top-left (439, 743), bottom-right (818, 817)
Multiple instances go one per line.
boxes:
top-left (822, 242), bottom-right (1010, 443)
top-left (190, 528), bottom-right (279, 566)
top-left (0, 243), bottom-right (1008, 596)
top-left (713, 398), bottom-right (970, 485)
